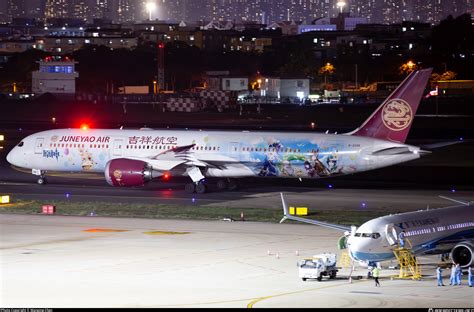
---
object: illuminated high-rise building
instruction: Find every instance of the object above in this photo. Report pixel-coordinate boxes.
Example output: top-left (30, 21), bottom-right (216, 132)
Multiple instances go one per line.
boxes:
top-left (71, 0), bottom-right (90, 22)
top-left (44, 0), bottom-right (70, 19)
top-left (116, 0), bottom-right (136, 23)
top-left (90, 0), bottom-right (110, 19)
top-left (7, 0), bottom-right (27, 21)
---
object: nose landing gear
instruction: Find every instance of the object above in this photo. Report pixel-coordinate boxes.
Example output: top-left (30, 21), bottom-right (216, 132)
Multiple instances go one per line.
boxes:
top-left (32, 169), bottom-right (47, 185)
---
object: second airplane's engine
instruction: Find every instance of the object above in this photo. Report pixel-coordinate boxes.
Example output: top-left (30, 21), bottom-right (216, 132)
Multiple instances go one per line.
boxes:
top-left (450, 241), bottom-right (474, 267)
top-left (105, 159), bottom-right (153, 187)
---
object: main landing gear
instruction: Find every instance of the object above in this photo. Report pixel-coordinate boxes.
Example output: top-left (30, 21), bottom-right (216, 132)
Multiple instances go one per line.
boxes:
top-left (184, 167), bottom-right (239, 194)
top-left (32, 169), bottom-right (47, 185)
top-left (184, 178), bottom-right (239, 194)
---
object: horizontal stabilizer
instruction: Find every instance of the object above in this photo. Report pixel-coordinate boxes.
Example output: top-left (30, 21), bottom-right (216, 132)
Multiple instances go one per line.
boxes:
top-left (420, 140), bottom-right (467, 150)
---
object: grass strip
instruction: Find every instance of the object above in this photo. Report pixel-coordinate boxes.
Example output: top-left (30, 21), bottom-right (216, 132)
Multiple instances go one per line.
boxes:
top-left (0, 199), bottom-right (388, 226)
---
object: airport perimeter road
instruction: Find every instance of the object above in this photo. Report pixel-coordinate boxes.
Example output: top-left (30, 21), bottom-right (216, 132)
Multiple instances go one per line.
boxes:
top-left (1, 214), bottom-right (473, 308)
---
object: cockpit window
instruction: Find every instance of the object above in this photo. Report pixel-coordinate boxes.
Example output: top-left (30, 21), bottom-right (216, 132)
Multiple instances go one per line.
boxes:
top-left (357, 233), bottom-right (381, 239)
top-left (17, 141), bottom-right (24, 147)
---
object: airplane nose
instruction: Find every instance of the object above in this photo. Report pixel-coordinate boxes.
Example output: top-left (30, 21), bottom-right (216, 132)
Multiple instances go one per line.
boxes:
top-left (6, 148), bottom-right (15, 165)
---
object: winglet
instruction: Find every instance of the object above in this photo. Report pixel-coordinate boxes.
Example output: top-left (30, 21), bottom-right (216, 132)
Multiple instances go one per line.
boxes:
top-left (279, 192), bottom-right (351, 231)
top-left (438, 195), bottom-right (471, 206)
top-left (280, 192), bottom-right (289, 223)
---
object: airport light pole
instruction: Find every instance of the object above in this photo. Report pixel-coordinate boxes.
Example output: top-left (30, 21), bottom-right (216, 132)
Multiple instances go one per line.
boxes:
top-left (146, 2), bottom-right (156, 21)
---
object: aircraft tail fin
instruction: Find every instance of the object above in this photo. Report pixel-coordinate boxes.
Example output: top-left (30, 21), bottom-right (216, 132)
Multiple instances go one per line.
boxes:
top-left (348, 68), bottom-right (433, 143)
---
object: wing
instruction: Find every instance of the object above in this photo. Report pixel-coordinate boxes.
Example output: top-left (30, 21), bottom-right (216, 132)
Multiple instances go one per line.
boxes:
top-left (279, 193), bottom-right (351, 232)
top-left (124, 144), bottom-right (242, 173)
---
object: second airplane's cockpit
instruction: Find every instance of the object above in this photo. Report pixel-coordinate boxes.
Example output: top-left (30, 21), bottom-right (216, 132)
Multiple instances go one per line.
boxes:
top-left (346, 219), bottom-right (395, 262)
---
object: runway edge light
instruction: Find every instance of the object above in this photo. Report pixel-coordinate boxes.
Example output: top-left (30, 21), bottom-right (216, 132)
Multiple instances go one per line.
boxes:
top-left (1, 195), bottom-right (10, 204)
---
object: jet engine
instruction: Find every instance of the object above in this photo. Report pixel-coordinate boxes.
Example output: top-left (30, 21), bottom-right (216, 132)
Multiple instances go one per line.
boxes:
top-left (450, 242), bottom-right (474, 267)
top-left (105, 159), bottom-right (153, 186)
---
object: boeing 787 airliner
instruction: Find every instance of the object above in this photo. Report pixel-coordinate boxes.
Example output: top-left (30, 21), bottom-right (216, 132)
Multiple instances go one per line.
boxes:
top-left (7, 68), bottom-right (433, 193)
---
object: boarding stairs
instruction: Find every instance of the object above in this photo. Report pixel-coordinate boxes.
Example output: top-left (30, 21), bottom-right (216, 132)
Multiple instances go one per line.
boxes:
top-left (392, 238), bottom-right (421, 280)
top-left (339, 250), bottom-right (352, 268)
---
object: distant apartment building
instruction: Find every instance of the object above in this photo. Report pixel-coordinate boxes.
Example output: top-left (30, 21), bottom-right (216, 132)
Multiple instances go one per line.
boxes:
top-left (42, 35), bottom-right (137, 54)
top-left (32, 57), bottom-right (79, 94)
top-left (0, 39), bottom-right (38, 53)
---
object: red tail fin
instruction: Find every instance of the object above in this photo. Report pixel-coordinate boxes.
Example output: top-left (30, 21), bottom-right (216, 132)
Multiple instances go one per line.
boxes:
top-left (350, 68), bottom-right (433, 143)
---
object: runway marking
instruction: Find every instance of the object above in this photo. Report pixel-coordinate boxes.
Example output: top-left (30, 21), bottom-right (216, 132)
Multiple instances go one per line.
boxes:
top-left (82, 228), bottom-right (130, 232)
top-left (143, 230), bottom-right (190, 235)
top-left (246, 279), bottom-right (370, 308)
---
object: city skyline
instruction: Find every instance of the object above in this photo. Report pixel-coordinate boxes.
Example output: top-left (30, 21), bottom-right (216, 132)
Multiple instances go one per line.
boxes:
top-left (1, 0), bottom-right (473, 25)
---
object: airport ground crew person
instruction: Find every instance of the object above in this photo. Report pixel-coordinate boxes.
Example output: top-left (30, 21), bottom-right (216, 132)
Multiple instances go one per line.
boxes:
top-left (468, 267), bottom-right (473, 287)
top-left (436, 266), bottom-right (444, 286)
top-left (449, 264), bottom-right (456, 285)
top-left (398, 230), bottom-right (406, 248)
top-left (455, 263), bottom-right (462, 285)
top-left (372, 266), bottom-right (381, 287)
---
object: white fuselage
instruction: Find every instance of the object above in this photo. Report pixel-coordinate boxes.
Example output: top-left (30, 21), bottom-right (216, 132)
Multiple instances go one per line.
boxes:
top-left (348, 205), bottom-right (474, 262)
top-left (6, 128), bottom-right (422, 180)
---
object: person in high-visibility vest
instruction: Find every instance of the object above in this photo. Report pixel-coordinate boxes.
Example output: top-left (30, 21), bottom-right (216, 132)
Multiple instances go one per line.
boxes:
top-left (372, 266), bottom-right (381, 287)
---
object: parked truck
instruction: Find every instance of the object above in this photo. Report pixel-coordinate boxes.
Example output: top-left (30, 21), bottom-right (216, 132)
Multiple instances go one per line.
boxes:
top-left (298, 253), bottom-right (338, 281)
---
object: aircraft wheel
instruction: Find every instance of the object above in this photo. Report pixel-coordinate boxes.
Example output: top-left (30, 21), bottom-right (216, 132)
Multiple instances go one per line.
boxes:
top-left (196, 182), bottom-right (207, 194)
top-left (216, 179), bottom-right (227, 191)
top-left (185, 183), bottom-right (196, 193)
top-left (317, 275), bottom-right (322, 281)
top-left (37, 177), bottom-right (47, 185)
top-left (227, 179), bottom-right (238, 191)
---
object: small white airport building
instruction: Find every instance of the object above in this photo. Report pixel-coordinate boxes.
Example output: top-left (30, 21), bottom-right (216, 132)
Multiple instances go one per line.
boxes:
top-left (32, 56), bottom-right (79, 94)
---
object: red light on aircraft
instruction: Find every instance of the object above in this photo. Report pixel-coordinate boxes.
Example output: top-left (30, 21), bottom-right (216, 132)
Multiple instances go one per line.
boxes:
top-left (80, 123), bottom-right (89, 130)
top-left (163, 172), bottom-right (170, 180)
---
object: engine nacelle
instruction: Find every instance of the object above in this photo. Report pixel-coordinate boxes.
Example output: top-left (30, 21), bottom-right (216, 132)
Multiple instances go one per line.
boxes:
top-left (105, 159), bottom-right (153, 187)
top-left (450, 242), bottom-right (474, 267)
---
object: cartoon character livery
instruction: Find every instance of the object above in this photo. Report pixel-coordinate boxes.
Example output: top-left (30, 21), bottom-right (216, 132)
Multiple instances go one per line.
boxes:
top-left (7, 69), bottom-right (436, 193)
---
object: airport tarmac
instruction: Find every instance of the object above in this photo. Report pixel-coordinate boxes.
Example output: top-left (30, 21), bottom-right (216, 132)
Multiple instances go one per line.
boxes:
top-left (1, 214), bottom-right (473, 308)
